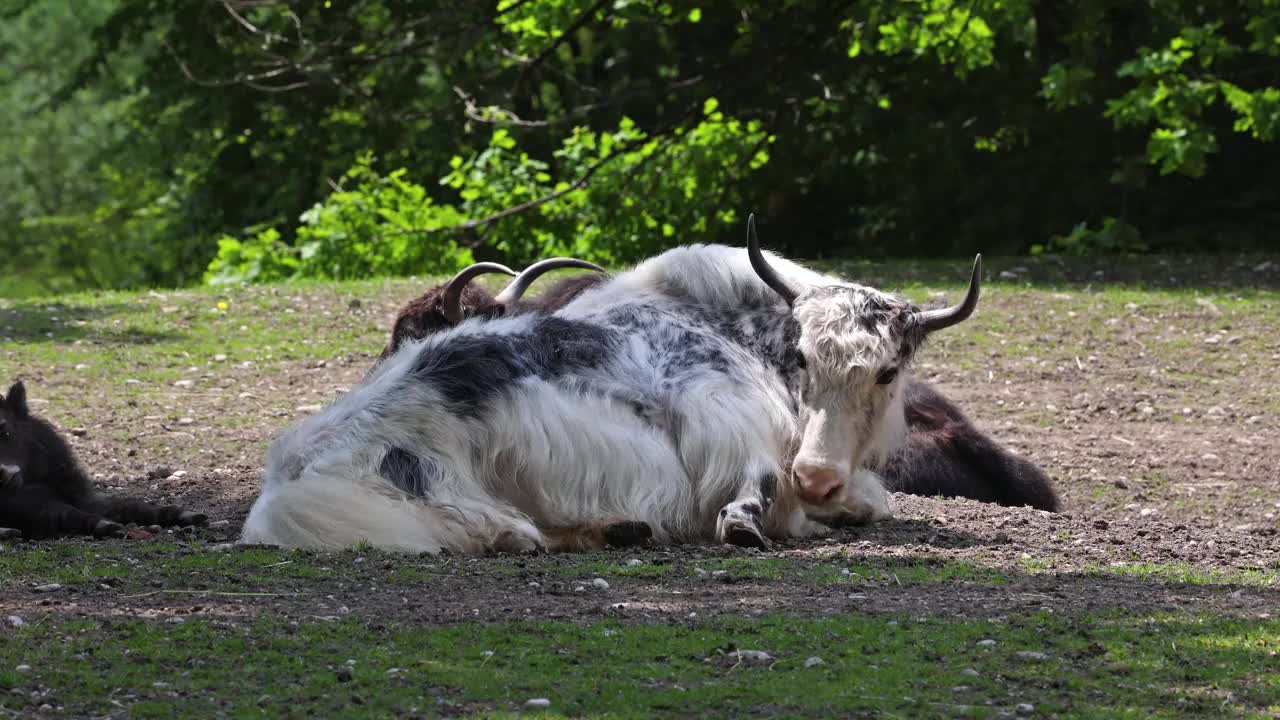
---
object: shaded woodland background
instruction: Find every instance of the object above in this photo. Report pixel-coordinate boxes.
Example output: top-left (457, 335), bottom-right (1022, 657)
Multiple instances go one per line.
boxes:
top-left (2, 0), bottom-right (1278, 296)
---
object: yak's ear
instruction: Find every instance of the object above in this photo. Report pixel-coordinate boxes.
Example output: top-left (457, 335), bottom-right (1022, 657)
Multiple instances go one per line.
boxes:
top-left (4, 381), bottom-right (27, 417)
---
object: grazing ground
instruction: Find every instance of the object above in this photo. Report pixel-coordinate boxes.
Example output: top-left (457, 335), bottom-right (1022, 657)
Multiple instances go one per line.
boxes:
top-left (1, 255), bottom-right (1278, 718)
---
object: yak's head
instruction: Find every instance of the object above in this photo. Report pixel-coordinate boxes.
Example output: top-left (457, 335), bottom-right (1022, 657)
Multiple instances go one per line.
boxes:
top-left (0, 380), bottom-right (69, 489)
top-left (380, 258), bottom-right (606, 361)
top-left (746, 217), bottom-right (981, 517)
top-left (0, 381), bottom-right (31, 478)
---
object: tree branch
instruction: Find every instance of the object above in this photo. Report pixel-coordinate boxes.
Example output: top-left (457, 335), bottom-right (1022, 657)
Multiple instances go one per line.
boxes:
top-left (517, 0), bottom-right (611, 85)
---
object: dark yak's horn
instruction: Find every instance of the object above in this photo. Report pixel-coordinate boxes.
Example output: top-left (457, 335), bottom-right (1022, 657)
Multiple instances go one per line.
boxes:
top-left (493, 258), bottom-right (607, 305)
top-left (440, 262), bottom-right (517, 324)
top-left (746, 213), bottom-right (798, 306)
top-left (916, 254), bottom-right (983, 333)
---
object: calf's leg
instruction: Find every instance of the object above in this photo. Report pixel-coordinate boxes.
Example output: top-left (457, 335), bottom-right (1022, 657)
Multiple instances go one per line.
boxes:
top-left (88, 494), bottom-right (207, 528)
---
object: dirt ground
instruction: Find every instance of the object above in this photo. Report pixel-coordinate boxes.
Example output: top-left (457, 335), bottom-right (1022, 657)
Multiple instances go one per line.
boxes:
top-left (3, 257), bottom-right (1278, 627)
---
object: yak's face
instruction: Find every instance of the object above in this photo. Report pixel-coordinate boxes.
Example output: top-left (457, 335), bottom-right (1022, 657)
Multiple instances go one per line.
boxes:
top-left (0, 381), bottom-right (31, 475)
top-left (788, 287), bottom-right (921, 513)
top-left (743, 215), bottom-right (981, 521)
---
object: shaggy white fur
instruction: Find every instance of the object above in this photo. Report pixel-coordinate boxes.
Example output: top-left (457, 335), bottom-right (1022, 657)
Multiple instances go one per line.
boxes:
top-left (241, 240), bottom-right (974, 553)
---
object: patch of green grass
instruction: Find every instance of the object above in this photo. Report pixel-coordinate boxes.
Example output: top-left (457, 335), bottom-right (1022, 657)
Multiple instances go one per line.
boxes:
top-left (0, 542), bottom-right (342, 588)
top-left (690, 557), bottom-right (1008, 586)
top-left (1009, 556), bottom-right (1279, 587)
top-left (1, 611), bottom-right (1276, 718)
top-left (1084, 562), bottom-right (1280, 587)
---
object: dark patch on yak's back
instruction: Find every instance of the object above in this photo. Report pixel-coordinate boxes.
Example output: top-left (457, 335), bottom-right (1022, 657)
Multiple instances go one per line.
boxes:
top-left (409, 316), bottom-right (616, 417)
top-left (379, 447), bottom-right (439, 497)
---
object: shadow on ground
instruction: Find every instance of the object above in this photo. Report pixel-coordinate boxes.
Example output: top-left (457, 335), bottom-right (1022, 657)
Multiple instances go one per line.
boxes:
top-left (0, 301), bottom-right (185, 345)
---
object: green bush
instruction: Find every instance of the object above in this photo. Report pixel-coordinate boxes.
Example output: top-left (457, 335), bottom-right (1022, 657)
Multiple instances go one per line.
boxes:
top-left (206, 155), bottom-right (474, 285)
top-left (1034, 218), bottom-right (1147, 256)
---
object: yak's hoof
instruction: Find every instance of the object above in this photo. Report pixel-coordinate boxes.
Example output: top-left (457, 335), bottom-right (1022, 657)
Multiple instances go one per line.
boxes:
top-left (494, 527), bottom-right (546, 556)
top-left (93, 519), bottom-right (126, 538)
top-left (723, 525), bottom-right (769, 550)
top-left (716, 502), bottom-right (770, 550)
top-left (0, 464), bottom-right (22, 486)
top-left (604, 520), bottom-right (652, 548)
top-left (178, 511), bottom-right (208, 527)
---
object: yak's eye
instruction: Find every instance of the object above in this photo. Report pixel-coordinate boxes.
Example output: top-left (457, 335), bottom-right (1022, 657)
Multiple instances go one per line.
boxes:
top-left (875, 367), bottom-right (898, 385)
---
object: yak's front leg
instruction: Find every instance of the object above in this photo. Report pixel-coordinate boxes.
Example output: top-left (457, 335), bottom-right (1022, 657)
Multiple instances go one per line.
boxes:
top-left (715, 472), bottom-right (777, 550)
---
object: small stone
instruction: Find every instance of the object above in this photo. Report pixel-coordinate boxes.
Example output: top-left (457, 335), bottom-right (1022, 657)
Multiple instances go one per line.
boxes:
top-left (1093, 520), bottom-right (1109, 530)
top-left (166, 616), bottom-right (186, 624)
top-left (804, 656), bottom-right (824, 668)
top-left (976, 639), bottom-right (997, 647)
top-left (336, 667), bottom-right (353, 683)
top-left (33, 583), bottom-right (62, 593)
top-left (146, 466), bottom-right (175, 481)
top-left (14, 665), bottom-right (31, 673)
top-left (961, 668), bottom-right (979, 677)
top-left (1139, 508), bottom-right (1157, 517)
top-left (5, 616), bottom-right (24, 628)
top-left (1015, 703), bottom-right (1035, 715)
top-left (1015, 651), bottom-right (1049, 661)
top-left (209, 520), bottom-right (231, 528)
top-left (214, 354), bottom-right (228, 362)
top-left (590, 578), bottom-right (610, 590)
top-left (524, 698), bottom-right (551, 709)
top-left (176, 417), bottom-right (195, 426)
top-left (296, 404), bottom-right (323, 414)
top-left (70, 428), bottom-right (87, 437)
top-left (173, 379), bottom-right (195, 388)
top-left (625, 559), bottom-right (644, 567)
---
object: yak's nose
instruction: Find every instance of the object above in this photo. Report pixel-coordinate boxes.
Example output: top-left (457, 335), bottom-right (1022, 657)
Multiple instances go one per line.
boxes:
top-left (793, 461), bottom-right (847, 505)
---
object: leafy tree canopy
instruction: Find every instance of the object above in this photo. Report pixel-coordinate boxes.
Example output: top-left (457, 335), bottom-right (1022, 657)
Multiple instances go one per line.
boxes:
top-left (3, 0), bottom-right (1278, 292)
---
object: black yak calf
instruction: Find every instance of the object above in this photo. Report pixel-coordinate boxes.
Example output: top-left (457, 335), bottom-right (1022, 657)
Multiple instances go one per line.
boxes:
top-left (381, 260), bottom-right (1059, 512)
top-left (0, 381), bottom-right (208, 539)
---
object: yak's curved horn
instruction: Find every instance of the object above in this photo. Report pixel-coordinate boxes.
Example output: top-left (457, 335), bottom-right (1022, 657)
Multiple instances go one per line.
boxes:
top-left (440, 262), bottom-right (517, 324)
top-left (494, 258), bottom-right (607, 304)
top-left (915, 254), bottom-right (983, 333)
top-left (746, 213), bottom-right (798, 306)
